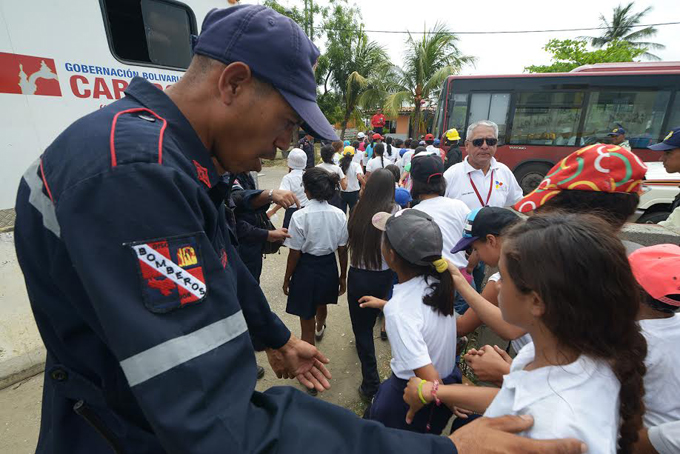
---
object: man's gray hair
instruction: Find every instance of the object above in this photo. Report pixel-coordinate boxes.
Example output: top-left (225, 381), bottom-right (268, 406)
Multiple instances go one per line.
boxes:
top-left (466, 120), bottom-right (499, 140)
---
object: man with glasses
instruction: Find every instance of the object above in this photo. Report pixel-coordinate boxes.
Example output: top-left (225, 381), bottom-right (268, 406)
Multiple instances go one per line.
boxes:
top-left (444, 120), bottom-right (523, 210)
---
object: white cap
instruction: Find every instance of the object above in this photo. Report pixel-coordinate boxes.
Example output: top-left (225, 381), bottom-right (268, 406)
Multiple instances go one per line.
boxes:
top-left (357, 132), bottom-right (365, 139)
top-left (287, 148), bottom-right (307, 170)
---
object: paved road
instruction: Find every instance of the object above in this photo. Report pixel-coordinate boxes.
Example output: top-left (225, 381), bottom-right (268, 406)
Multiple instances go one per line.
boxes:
top-left (0, 163), bottom-right (393, 453)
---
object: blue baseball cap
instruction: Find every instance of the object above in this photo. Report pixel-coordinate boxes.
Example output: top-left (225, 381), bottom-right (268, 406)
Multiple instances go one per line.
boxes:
top-left (607, 127), bottom-right (626, 136)
top-left (193, 5), bottom-right (338, 141)
top-left (433, 138), bottom-right (441, 146)
top-left (395, 188), bottom-right (412, 207)
top-left (450, 207), bottom-right (521, 254)
top-left (649, 127), bottom-right (680, 151)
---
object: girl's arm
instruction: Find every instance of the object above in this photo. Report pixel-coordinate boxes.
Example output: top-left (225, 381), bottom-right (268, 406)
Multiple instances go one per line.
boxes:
top-left (337, 245), bottom-right (348, 296)
top-left (358, 296), bottom-right (387, 310)
top-left (357, 172), bottom-right (366, 187)
top-left (457, 305), bottom-right (483, 337)
top-left (340, 176), bottom-right (348, 191)
top-left (452, 268), bottom-right (527, 341)
top-left (413, 363), bottom-right (440, 383)
top-left (282, 249), bottom-right (301, 295)
top-left (267, 204), bottom-right (283, 218)
top-left (403, 377), bottom-right (499, 422)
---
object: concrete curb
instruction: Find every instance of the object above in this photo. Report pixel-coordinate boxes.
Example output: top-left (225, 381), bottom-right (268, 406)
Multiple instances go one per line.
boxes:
top-left (0, 346), bottom-right (45, 390)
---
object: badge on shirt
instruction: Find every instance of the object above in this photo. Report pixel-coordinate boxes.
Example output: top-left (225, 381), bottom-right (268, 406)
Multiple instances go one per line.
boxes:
top-left (129, 234), bottom-right (207, 313)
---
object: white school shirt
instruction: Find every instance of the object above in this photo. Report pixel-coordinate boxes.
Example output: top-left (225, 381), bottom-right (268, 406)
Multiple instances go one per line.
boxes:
top-left (384, 276), bottom-right (457, 380)
top-left (279, 169), bottom-right (309, 207)
top-left (366, 156), bottom-right (389, 173)
top-left (486, 273), bottom-right (533, 352)
top-left (342, 161), bottom-right (363, 193)
top-left (284, 199), bottom-right (349, 256)
top-left (640, 314), bottom-right (680, 427)
top-left (649, 421), bottom-right (680, 454)
top-left (412, 196), bottom-right (470, 268)
top-left (353, 150), bottom-right (365, 166)
top-left (332, 153), bottom-right (341, 165)
top-left (485, 342), bottom-right (620, 454)
top-left (317, 162), bottom-right (345, 180)
top-left (443, 157), bottom-right (523, 210)
top-left (383, 145), bottom-right (397, 163)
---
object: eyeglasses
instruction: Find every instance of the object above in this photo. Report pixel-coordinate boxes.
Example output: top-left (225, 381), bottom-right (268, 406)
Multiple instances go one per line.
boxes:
top-left (471, 138), bottom-right (498, 147)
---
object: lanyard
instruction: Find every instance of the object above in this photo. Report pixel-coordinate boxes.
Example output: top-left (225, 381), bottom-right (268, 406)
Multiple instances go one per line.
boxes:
top-left (469, 170), bottom-right (494, 207)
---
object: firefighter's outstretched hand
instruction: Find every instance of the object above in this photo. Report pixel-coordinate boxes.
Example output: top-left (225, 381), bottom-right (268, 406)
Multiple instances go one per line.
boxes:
top-left (267, 336), bottom-right (331, 392)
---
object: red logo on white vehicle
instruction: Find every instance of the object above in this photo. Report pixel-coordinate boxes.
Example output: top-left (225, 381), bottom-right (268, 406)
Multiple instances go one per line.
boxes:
top-left (0, 52), bottom-right (62, 96)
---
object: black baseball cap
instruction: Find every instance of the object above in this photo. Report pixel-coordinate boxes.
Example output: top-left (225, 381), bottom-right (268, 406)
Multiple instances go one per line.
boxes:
top-left (450, 207), bottom-right (521, 254)
top-left (411, 154), bottom-right (444, 184)
top-left (193, 5), bottom-right (338, 141)
top-left (372, 209), bottom-right (443, 266)
top-left (607, 127), bottom-right (626, 136)
top-left (649, 127), bottom-right (680, 151)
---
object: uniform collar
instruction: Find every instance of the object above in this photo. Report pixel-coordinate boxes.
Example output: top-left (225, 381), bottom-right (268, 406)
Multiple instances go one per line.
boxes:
top-left (502, 343), bottom-right (597, 411)
top-left (123, 77), bottom-right (220, 189)
top-left (463, 156), bottom-right (499, 175)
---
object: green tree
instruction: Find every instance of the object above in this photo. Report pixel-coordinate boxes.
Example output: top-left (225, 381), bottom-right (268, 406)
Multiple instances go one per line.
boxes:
top-left (525, 39), bottom-right (645, 73)
top-left (583, 2), bottom-right (665, 60)
top-left (385, 23), bottom-right (474, 137)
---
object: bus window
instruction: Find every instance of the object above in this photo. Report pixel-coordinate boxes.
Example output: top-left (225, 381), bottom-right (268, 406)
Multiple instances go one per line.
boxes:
top-left (101, 0), bottom-right (196, 70)
top-left (582, 90), bottom-right (671, 148)
top-left (664, 92), bottom-right (680, 132)
top-left (509, 92), bottom-right (584, 147)
top-left (468, 93), bottom-right (510, 141)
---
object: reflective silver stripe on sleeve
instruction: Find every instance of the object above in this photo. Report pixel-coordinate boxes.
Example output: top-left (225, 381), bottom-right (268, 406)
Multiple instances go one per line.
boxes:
top-left (120, 311), bottom-right (248, 387)
top-left (23, 158), bottom-right (60, 238)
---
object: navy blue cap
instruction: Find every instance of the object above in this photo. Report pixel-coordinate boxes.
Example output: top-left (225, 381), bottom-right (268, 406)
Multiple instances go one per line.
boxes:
top-left (395, 187), bottom-right (412, 207)
top-left (450, 207), bottom-right (521, 254)
top-left (193, 5), bottom-right (338, 141)
top-left (649, 127), bottom-right (680, 151)
top-left (607, 127), bottom-right (626, 136)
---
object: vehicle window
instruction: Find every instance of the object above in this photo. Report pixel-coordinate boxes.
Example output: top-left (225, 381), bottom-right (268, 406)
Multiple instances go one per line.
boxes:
top-left (443, 93), bottom-right (469, 139)
top-left (468, 93), bottom-right (510, 142)
top-left (101, 0), bottom-right (195, 69)
top-left (664, 92), bottom-right (680, 135)
top-left (582, 90), bottom-right (671, 148)
top-left (509, 92), bottom-right (584, 146)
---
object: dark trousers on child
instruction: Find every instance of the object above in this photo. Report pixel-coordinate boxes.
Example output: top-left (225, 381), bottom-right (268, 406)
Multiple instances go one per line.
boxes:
top-left (340, 191), bottom-right (360, 215)
top-left (370, 368), bottom-right (462, 434)
top-left (347, 267), bottom-right (394, 397)
top-left (283, 207), bottom-right (298, 229)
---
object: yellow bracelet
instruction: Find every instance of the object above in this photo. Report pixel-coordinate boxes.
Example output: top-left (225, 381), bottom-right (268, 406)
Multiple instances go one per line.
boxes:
top-left (417, 379), bottom-right (428, 405)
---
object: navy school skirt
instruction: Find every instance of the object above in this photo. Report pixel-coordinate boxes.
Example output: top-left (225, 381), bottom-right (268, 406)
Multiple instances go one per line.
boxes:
top-left (286, 252), bottom-right (339, 320)
top-left (369, 367), bottom-right (462, 434)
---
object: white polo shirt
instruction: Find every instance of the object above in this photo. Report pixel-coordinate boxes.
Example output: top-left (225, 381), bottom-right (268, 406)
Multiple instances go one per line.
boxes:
top-left (279, 169), bottom-right (309, 207)
top-left (485, 342), bottom-right (620, 454)
top-left (650, 421), bottom-right (680, 454)
top-left (412, 196), bottom-right (470, 268)
top-left (443, 157), bottom-right (523, 210)
top-left (342, 161), bottom-right (363, 193)
top-left (317, 162), bottom-right (345, 180)
top-left (284, 199), bottom-right (349, 256)
top-left (366, 156), bottom-right (388, 173)
top-left (384, 275), bottom-right (457, 380)
top-left (640, 314), bottom-right (680, 428)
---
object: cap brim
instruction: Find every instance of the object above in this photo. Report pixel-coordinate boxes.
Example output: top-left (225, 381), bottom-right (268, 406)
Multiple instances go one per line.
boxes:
top-left (371, 212), bottom-right (392, 231)
top-left (451, 236), bottom-right (478, 255)
top-left (278, 88), bottom-right (339, 141)
top-left (648, 142), bottom-right (677, 151)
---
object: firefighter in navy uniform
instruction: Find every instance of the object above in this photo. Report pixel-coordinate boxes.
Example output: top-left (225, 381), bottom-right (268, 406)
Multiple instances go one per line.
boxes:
top-left (14, 5), bottom-right (584, 454)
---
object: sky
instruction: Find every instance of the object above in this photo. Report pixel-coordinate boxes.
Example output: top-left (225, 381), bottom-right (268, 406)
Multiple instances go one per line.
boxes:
top-left (251, 0), bottom-right (680, 75)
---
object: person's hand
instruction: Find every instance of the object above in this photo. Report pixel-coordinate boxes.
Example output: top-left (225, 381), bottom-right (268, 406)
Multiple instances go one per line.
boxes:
top-left (464, 345), bottom-right (511, 386)
top-left (338, 277), bottom-right (347, 296)
top-left (449, 414), bottom-right (586, 454)
top-left (454, 406), bottom-right (475, 419)
top-left (448, 261), bottom-right (471, 290)
top-left (271, 189), bottom-right (300, 209)
top-left (268, 336), bottom-right (332, 392)
top-left (465, 249), bottom-right (479, 275)
top-left (282, 278), bottom-right (290, 296)
top-left (267, 228), bottom-right (291, 243)
top-left (358, 296), bottom-right (387, 310)
top-left (492, 345), bottom-right (513, 365)
top-left (403, 377), bottom-right (432, 424)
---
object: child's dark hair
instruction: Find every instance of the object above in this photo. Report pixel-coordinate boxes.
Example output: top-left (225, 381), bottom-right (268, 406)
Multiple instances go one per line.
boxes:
top-left (404, 138), bottom-right (412, 148)
top-left (410, 140), bottom-right (419, 150)
top-left (640, 287), bottom-right (680, 314)
top-left (536, 190), bottom-right (639, 231)
top-left (374, 143), bottom-right (385, 168)
top-left (348, 169), bottom-right (395, 270)
top-left (411, 173), bottom-right (446, 199)
top-left (385, 164), bottom-right (400, 183)
top-left (503, 213), bottom-right (646, 454)
top-left (339, 150), bottom-right (353, 175)
top-left (303, 167), bottom-right (339, 201)
top-left (395, 138), bottom-right (404, 148)
top-left (331, 141), bottom-right (344, 153)
top-left (382, 235), bottom-right (454, 317)
top-left (352, 140), bottom-right (360, 149)
top-left (320, 145), bottom-right (335, 165)
top-left (385, 136), bottom-right (393, 159)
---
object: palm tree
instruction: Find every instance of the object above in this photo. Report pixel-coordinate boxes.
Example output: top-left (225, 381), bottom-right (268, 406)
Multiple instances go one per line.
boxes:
top-left (339, 35), bottom-right (392, 139)
top-left (385, 23), bottom-right (474, 137)
top-left (585, 2), bottom-right (665, 60)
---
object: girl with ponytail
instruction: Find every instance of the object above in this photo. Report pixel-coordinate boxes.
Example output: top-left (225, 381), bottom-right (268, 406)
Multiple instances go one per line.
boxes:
top-left (359, 209), bottom-right (459, 434)
top-left (365, 143), bottom-right (388, 178)
top-left (403, 212), bottom-right (647, 454)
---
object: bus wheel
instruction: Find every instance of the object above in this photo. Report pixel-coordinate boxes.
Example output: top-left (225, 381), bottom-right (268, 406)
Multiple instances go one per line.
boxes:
top-left (515, 163), bottom-right (552, 194)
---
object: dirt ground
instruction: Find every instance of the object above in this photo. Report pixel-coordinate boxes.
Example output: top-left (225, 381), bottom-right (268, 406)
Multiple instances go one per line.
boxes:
top-left (0, 160), bottom-right (394, 453)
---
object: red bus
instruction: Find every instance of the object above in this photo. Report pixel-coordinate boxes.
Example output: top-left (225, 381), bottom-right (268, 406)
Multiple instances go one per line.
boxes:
top-left (433, 62), bottom-right (680, 193)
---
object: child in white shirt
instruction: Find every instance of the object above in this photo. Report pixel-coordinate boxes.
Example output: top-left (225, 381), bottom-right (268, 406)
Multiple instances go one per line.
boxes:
top-left (403, 213), bottom-right (647, 454)
top-left (275, 148), bottom-right (308, 229)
